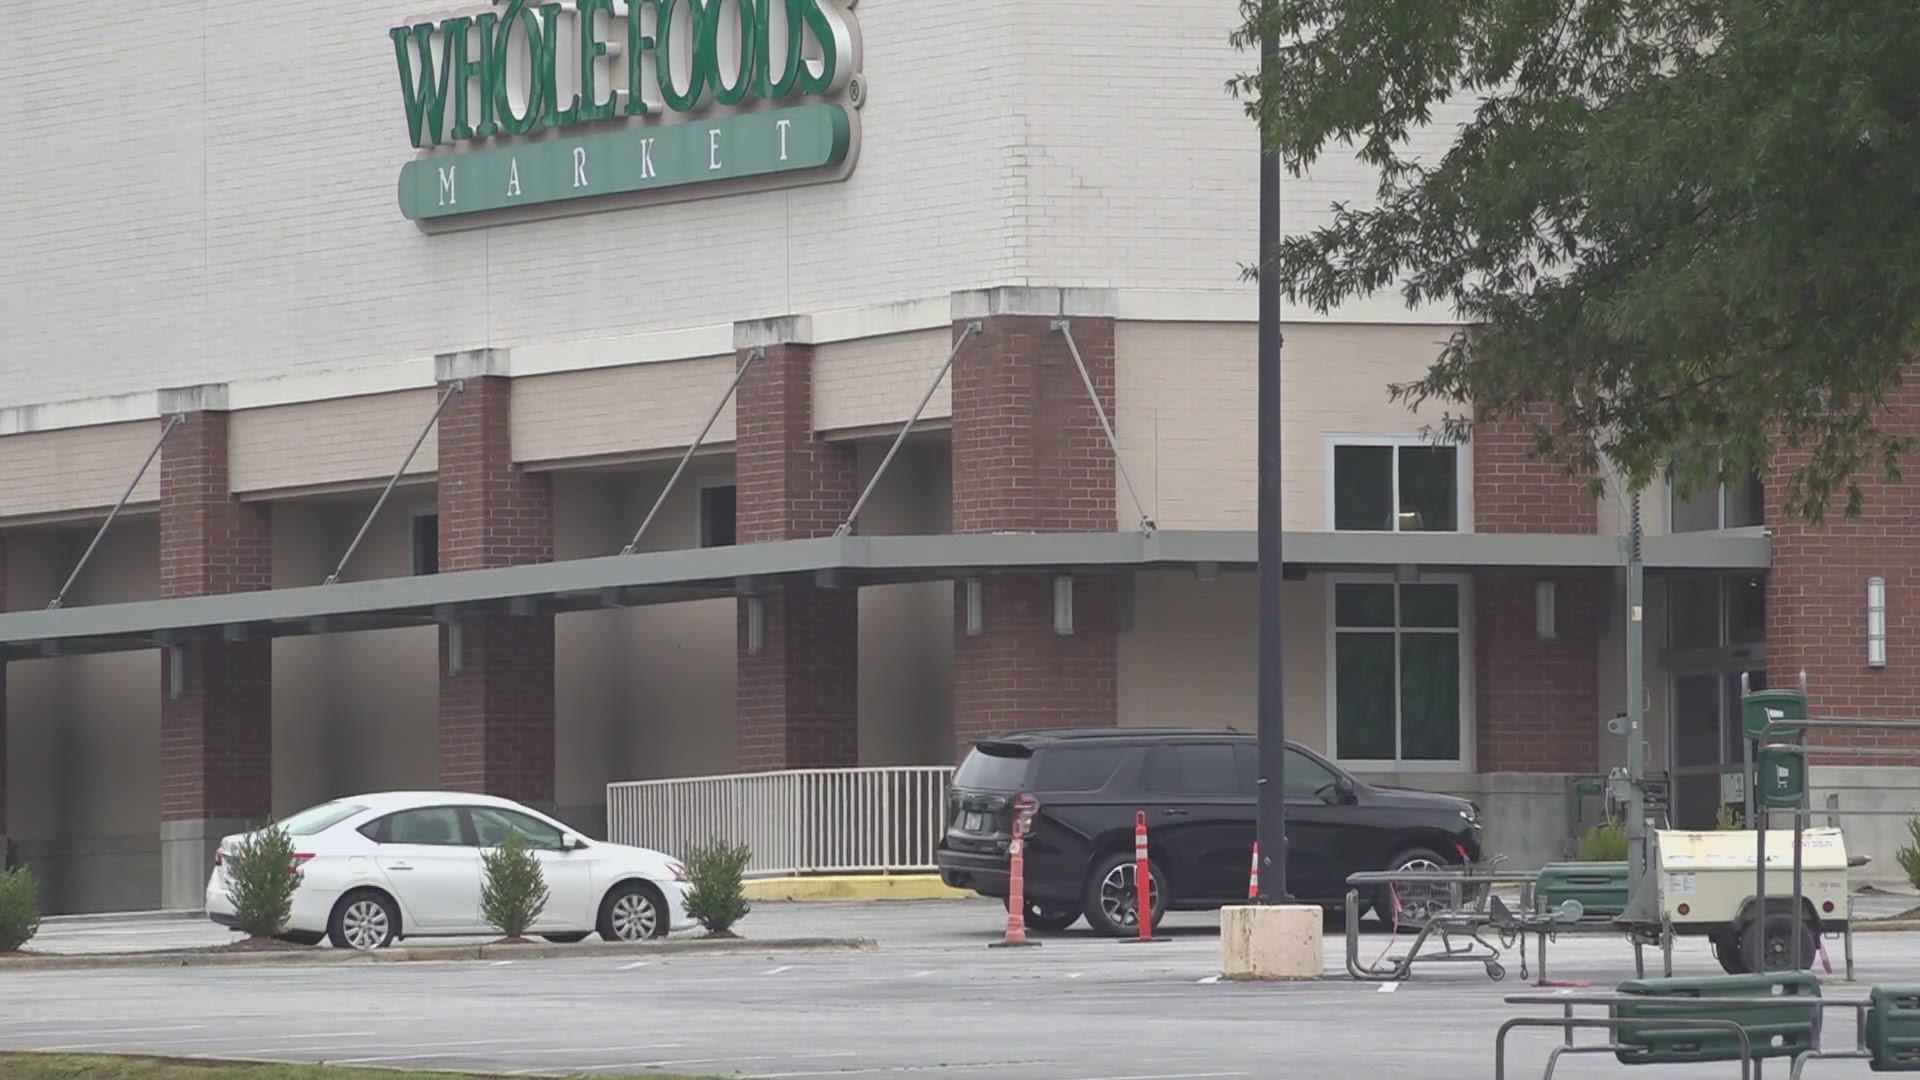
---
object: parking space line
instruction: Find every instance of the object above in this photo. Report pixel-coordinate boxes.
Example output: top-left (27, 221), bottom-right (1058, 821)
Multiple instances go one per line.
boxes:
top-left (620, 960), bottom-right (651, 970)
top-left (576, 1052), bottom-right (860, 1073)
top-left (324, 1038), bottom-right (553, 1063)
top-left (24, 1024), bottom-right (207, 1044)
top-left (765, 965), bottom-right (796, 975)
top-left (743, 1062), bottom-right (1048, 1078)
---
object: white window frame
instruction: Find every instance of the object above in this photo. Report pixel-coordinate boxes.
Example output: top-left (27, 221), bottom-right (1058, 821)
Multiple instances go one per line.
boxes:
top-left (1323, 572), bottom-right (1476, 772)
top-left (1323, 433), bottom-right (1472, 533)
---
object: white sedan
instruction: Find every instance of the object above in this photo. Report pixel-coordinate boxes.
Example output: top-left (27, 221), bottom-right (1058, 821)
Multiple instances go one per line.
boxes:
top-left (205, 791), bottom-right (695, 950)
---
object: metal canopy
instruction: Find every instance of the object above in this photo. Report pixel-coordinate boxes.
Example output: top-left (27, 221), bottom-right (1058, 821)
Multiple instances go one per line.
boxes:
top-left (0, 529), bottom-right (1769, 657)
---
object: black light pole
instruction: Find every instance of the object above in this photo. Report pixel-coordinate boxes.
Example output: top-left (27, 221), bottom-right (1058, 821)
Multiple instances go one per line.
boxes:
top-left (1253, 17), bottom-right (1289, 904)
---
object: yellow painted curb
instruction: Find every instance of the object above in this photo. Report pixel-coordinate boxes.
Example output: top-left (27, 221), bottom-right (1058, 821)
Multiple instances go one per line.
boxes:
top-left (744, 874), bottom-right (973, 902)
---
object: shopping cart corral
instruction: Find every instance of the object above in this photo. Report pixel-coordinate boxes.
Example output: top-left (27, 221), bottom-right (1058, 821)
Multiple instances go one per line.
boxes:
top-left (1343, 861), bottom-right (1671, 984)
top-left (1344, 862), bottom-right (1549, 982)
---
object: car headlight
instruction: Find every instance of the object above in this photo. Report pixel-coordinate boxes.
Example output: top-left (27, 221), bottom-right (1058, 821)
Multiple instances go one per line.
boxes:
top-left (667, 860), bottom-right (688, 882)
top-left (1460, 802), bottom-right (1481, 826)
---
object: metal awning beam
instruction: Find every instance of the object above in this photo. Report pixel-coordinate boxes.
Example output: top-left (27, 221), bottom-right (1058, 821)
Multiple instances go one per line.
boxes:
top-left (0, 529), bottom-right (1769, 651)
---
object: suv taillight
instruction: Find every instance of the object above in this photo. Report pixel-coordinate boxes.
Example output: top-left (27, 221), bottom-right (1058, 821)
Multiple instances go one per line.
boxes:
top-left (1013, 793), bottom-right (1040, 836)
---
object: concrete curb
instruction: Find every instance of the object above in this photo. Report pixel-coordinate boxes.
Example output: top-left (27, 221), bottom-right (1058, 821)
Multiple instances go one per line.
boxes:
top-left (1852, 919), bottom-right (1920, 933)
top-left (743, 874), bottom-right (971, 902)
top-left (40, 909), bottom-right (205, 927)
top-left (0, 935), bottom-right (875, 972)
top-left (3, 1051), bottom-right (551, 1078)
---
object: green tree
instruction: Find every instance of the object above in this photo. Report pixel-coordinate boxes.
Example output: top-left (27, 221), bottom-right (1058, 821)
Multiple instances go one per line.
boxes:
top-left (0, 867), bottom-right (40, 953)
top-left (1897, 816), bottom-right (1920, 891)
top-left (224, 823), bottom-right (302, 939)
top-left (682, 840), bottom-right (752, 937)
top-left (1232, 0), bottom-right (1920, 520)
top-left (480, 831), bottom-right (549, 941)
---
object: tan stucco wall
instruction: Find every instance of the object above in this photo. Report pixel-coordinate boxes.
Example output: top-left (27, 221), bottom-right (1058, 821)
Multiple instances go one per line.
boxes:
top-left (853, 440), bottom-right (953, 764)
top-left (1114, 322), bottom-right (1474, 531)
top-left (230, 390), bottom-right (441, 496)
top-left (512, 356), bottom-right (738, 467)
top-left (0, 422), bottom-right (162, 523)
top-left (815, 329), bottom-right (953, 435)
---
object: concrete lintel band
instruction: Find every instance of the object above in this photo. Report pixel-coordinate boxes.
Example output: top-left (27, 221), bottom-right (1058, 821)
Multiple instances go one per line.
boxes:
top-left (950, 286), bottom-right (1119, 322)
top-left (433, 347), bottom-right (511, 382)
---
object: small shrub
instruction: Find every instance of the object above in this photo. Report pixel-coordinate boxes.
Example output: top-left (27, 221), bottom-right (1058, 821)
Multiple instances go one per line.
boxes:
top-left (1897, 817), bottom-right (1920, 891)
top-left (481, 831), bottom-right (549, 940)
top-left (683, 840), bottom-right (752, 937)
top-left (1716, 804), bottom-right (1745, 831)
top-left (0, 867), bottom-right (41, 953)
top-left (225, 822), bottom-right (302, 938)
top-left (1576, 819), bottom-right (1629, 862)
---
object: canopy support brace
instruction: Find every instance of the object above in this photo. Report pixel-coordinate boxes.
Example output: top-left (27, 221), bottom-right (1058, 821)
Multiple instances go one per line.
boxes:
top-left (326, 380), bottom-right (463, 586)
top-left (834, 322), bottom-right (982, 538)
top-left (1052, 319), bottom-right (1155, 536)
top-left (49, 413), bottom-right (184, 610)
top-left (622, 348), bottom-right (762, 555)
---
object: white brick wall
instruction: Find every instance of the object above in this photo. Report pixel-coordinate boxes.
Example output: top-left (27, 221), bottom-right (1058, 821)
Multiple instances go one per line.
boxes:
top-left (0, 1), bottom-right (1465, 410)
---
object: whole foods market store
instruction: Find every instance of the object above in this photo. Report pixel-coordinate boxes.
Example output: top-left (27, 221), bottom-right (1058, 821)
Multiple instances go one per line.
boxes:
top-left (0, 522), bottom-right (1768, 913)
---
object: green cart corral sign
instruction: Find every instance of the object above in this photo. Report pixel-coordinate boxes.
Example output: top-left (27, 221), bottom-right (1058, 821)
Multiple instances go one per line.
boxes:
top-left (390, 0), bottom-right (862, 228)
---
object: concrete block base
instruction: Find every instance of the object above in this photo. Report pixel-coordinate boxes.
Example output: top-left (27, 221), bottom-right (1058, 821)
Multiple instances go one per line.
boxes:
top-left (160, 818), bottom-right (252, 911)
top-left (1219, 904), bottom-right (1323, 981)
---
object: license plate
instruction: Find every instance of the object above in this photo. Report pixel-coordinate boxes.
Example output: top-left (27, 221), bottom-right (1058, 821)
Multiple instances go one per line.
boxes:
top-left (962, 812), bottom-right (986, 832)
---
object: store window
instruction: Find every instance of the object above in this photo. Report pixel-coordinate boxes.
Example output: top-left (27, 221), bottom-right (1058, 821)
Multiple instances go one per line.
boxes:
top-left (701, 485), bottom-right (737, 548)
top-left (1667, 574), bottom-right (1767, 650)
top-left (1330, 579), bottom-right (1468, 765)
top-left (1331, 440), bottom-right (1460, 532)
top-left (411, 513), bottom-right (439, 576)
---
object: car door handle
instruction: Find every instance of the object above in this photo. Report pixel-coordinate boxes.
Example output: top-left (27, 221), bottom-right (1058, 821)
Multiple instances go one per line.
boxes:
top-left (387, 863), bottom-right (414, 872)
top-left (1159, 809), bottom-right (1191, 818)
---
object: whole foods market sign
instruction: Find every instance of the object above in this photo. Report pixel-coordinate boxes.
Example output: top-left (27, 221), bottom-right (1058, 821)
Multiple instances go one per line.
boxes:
top-left (390, 0), bottom-right (862, 229)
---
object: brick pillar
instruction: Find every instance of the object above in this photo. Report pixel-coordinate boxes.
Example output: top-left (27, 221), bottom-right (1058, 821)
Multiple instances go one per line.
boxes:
top-left (733, 318), bottom-right (860, 771)
top-left (435, 349), bottom-right (556, 807)
top-left (1472, 405), bottom-right (1602, 774)
top-left (156, 384), bottom-right (274, 910)
top-left (949, 288), bottom-right (1119, 760)
top-left (0, 529), bottom-right (8, 867)
top-left (1766, 373), bottom-right (1920, 765)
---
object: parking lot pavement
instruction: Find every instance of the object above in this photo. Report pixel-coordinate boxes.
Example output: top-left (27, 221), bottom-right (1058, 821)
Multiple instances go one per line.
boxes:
top-left (5, 901), bottom-right (1918, 1078)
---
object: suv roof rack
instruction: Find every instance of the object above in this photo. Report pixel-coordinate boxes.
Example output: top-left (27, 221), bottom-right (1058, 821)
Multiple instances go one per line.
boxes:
top-left (983, 726), bottom-right (1249, 745)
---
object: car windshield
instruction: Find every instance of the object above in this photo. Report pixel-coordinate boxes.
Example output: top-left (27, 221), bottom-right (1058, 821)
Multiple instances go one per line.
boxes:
top-left (953, 748), bottom-right (1029, 791)
top-left (278, 801), bottom-right (366, 836)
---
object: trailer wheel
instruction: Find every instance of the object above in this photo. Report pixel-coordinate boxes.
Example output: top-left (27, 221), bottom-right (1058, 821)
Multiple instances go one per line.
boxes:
top-left (1711, 929), bottom-right (1749, 975)
top-left (1735, 910), bottom-right (1817, 972)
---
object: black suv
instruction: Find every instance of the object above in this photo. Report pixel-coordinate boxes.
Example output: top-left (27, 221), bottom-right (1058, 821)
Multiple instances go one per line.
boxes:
top-left (935, 728), bottom-right (1484, 935)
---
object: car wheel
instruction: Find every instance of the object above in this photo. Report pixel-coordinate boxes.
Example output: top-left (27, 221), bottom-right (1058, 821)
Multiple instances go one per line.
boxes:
top-left (275, 930), bottom-right (324, 947)
top-left (597, 881), bottom-right (667, 942)
top-left (1082, 852), bottom-right (1167, 937)
top-left (542, 932), bottom-right (591, 944)
top-left (1010, 897), bottom-right (1081, 932)
top-left (327, 890), bottom-right (400, 951)
top-left (1377, 847), bottom-right (1451, 928)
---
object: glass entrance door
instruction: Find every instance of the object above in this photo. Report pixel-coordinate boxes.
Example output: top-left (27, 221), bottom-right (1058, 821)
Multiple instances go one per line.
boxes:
top-left (1670, 670), bottom-right (1764, 830)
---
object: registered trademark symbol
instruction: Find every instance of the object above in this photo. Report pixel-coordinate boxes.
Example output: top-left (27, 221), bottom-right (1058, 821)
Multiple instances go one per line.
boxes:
top-left (848, 76), bottom-right (866, 108)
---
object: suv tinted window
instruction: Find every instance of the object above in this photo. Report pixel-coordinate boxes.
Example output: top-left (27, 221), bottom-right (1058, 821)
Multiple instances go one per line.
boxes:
top-left (1033, 746), bottom-right (1127, 793)
top-left (954, 748), bottom-right (1030, 791)
top-left (1142, 743), bottom-right (1240, 796)
top-left (1284, 748), bottom-right (1341, 797)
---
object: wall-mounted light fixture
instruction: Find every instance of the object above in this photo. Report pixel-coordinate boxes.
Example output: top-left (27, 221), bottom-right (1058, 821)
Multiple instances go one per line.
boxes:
top-left (1868, 576), bottom-right (1888, 668)
top-left (745, 596), bottom-right (766, 657)
top-left (1536, 580), bottom-right (1557, 641)
top-left (1052, 575), bottom-right (1075, 636)
top-left (965, 578), bottom-right (984, 637)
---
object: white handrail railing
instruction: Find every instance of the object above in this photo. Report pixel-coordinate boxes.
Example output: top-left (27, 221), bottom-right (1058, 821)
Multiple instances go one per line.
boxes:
top-left (607, 766), bottom-right (956, 877)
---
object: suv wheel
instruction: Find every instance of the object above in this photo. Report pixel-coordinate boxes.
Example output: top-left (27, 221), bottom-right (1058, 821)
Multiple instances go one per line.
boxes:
top-left (1011, 898), bottom-right (1081, 933)
top-left (1083, 852), bottom-right (1167, 937)
top-left (1376, 847), bottom-right (1451, 928)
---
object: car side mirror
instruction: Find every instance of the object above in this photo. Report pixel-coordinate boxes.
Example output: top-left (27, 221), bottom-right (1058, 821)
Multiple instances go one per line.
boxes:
top-left (1332, 776), bottom-right (1358, 805)
top-left (560, 832), bottom-right (583, 852)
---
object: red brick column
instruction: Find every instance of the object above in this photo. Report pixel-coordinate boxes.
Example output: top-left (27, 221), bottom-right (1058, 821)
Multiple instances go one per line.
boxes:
top-left (1766, 374), bottom-right (1920, 764)
top-left (949, 289), bottom-right (1119, 760)
top-left (435, 350), bottom-right (556, 806)
top-left (733, 320), bottom-right (861, 771)
top-left (1473, 405), bottom-right (1602, 773)
top-left (155, 385), bottom-right (274, 909)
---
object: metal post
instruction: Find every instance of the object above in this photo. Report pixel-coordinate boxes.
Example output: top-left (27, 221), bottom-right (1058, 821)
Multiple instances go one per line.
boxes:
top-left (1253, 19), bottom-right (1289, 903)
top-left (1624, 491), bottom-right (1648, 895)
top-left (1742, 672), bottom-right (1756, 827)
top-left (622, 349), bottom-right (761, 555)
top-left (1792, 796), bottom-right (1805, 970)
top-left (834, 323), bottom-right (980, 539)
top-left (1051, 320), bottom-right (1155, 535)
top-left (326, 382), bottom-right (463, 585)
top-left (1754, 801), bottom-right (1769, 972)
top-left (49, 413), bottom-right (183, 609)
